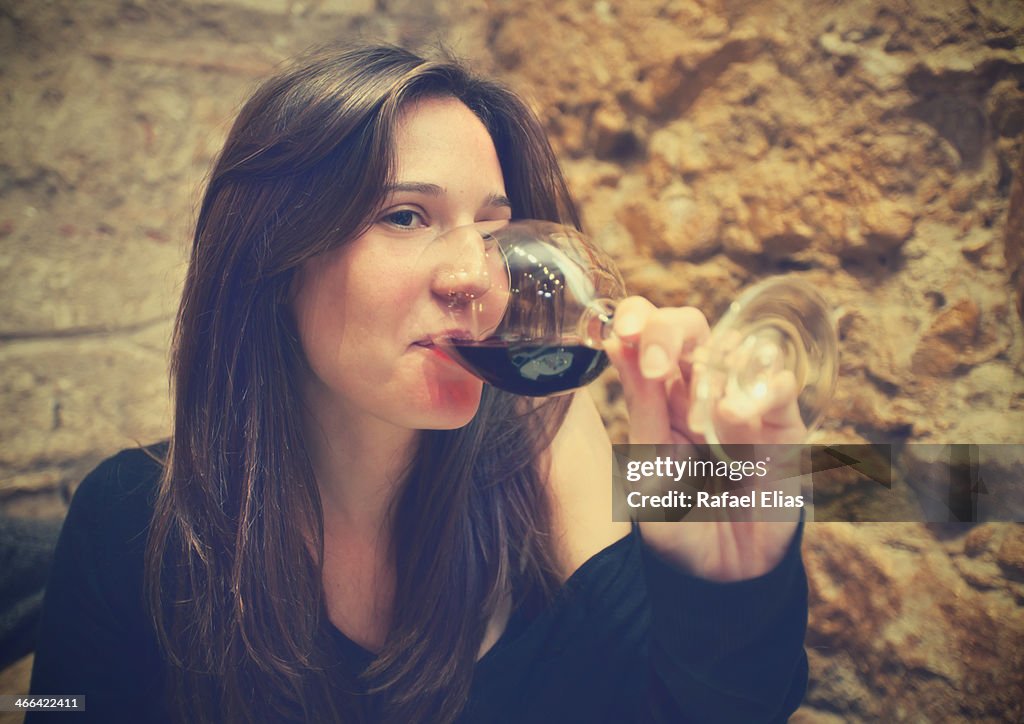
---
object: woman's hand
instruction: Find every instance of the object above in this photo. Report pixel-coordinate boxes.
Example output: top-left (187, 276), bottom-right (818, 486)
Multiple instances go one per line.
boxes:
top-left (603, 296), bottom-right (804, 582)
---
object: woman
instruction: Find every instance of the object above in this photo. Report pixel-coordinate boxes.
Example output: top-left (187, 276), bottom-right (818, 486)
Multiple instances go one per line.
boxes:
top-left (28, 43), bottom-right (808, 723)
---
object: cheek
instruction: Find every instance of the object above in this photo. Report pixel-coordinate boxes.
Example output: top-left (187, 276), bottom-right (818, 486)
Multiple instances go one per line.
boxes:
top-left (291, 254), bottom-right (369, 399)
top-left (288, 243), bottom-right (487, 428)
top-left (292, 247), bottom-right (403, 356)
top-left (292, 265), bottom-right (343, 358)
top-left (291, 251), bottom-right (485, 429)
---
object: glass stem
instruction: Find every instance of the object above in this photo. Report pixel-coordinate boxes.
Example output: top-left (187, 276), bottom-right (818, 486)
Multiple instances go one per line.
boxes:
top-left (579, 298), bottom-right (618, 349)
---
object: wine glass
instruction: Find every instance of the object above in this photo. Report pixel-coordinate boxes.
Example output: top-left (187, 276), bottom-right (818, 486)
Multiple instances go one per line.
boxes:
top-left (424, 219), bottom-right (838, 444)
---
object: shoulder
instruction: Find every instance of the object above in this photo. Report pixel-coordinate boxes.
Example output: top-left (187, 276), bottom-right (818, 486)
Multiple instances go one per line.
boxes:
top-left (30, 444), bottom-right (170, 706)
top-left (64, 441), bottom-right (168, 552)
top-left (545, 392), bottom-right (631, 579)
top-left (74, 442), bottom-right (167, 500)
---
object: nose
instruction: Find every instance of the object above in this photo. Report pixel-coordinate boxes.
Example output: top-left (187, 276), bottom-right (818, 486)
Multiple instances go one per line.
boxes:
top-left (429, 225), bottom-right (499, 307)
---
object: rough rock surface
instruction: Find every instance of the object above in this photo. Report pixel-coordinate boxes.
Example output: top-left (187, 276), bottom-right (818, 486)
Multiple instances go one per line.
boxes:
top-left (1, 0), bottom-right (1022, 720)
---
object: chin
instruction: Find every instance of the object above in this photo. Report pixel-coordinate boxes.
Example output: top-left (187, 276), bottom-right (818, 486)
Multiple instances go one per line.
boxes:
top-left (411, 377), bottom-right (484, 430)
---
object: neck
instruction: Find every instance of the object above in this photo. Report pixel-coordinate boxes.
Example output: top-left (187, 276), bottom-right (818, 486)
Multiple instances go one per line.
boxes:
top-left (301, 391), bottom-right (419, 539)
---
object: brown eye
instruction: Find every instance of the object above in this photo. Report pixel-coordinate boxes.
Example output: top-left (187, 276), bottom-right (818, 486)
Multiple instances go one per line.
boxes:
top-left (382, 209), bottom-right (425, 229)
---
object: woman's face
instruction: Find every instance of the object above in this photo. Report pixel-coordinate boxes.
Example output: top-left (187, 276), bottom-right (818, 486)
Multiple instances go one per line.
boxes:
top-left (291, 96), bottom-right (512, 432)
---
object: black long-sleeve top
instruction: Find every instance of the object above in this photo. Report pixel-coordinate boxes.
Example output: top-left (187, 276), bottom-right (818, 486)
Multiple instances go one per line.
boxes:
top-left (28, 445), bottom-right (808, 722)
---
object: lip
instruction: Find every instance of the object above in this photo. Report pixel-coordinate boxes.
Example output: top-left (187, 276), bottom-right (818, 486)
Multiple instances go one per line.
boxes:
top-left (415, 329), bottom-right (475, 346)
top-left (412, 335), bottom-right (460, 366)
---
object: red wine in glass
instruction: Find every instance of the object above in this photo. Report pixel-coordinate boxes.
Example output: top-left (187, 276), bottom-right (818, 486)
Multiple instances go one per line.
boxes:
top-left (437, 337), bottom-right (609, 396)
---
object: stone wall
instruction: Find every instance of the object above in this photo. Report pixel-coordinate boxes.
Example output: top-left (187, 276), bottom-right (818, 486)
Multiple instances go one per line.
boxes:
top-left (1, 0), bottom-right (1022, 721)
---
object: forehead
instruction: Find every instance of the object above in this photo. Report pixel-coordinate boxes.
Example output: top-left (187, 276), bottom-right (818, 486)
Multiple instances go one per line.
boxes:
top-left (392, 97), bottom-right (503, 181)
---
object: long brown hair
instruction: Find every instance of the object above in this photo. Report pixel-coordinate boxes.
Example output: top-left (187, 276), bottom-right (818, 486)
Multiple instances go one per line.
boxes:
top-left (145, 43), bottom-right (581, 722)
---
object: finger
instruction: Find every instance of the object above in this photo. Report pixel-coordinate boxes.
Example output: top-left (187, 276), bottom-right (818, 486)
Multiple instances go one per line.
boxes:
top-left (636, 306), bottom-right (710, 380)
top-left (713, 370), bottom-right (804, 444)
top-left (611, 296), bottom-right (657, 344)
top-left (685, 345), bottom-right (713, 435)
top-left (666, 375), bottom-right (704, 445)
top-left (604, 333), bottom-right (670, 444)
top-left (607, 299), bottom-right (711, 445)
top-left (760, 370), bottom-right (802, 429)
top-left (715, 390), bottom-right (762, 433)
top-left (606, 296), bottom-right (661, 409)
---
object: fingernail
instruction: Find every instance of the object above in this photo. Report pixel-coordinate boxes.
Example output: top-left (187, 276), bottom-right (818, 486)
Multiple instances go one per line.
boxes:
top-left (641, 344), bottom-right (670, 378)
top-left (616, 313), bottom-right (642, 337)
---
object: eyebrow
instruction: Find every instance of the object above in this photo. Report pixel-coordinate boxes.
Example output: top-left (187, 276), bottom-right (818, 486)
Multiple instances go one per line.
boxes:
top-left (384, 182), bottom-right (512, 209)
